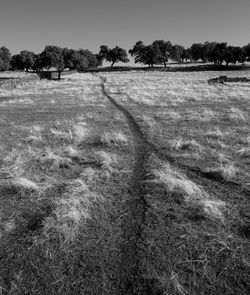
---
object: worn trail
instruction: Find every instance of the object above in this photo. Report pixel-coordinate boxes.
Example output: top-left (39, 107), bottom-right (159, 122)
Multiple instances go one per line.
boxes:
top-left (97, 75), bottom-right (249, 294)
top-left (98, 76), bottom-right (158, 294)
top-left (106, 85), bottom-right (249, 196)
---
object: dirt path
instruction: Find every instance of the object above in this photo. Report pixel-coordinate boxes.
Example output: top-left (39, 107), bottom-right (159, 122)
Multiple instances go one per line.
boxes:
top-left (98, 76), bottom-right (161, 294)
top-left (104, 84), bottom-right (249, 196)
top-left (97, 75), bottom-right (250, 294)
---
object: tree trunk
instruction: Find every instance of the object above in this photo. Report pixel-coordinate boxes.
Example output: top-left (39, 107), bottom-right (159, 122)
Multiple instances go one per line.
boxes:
top-left (58, 71), bottom-right (61, 80)
top-left (111, 61), bottom-right (115, 68)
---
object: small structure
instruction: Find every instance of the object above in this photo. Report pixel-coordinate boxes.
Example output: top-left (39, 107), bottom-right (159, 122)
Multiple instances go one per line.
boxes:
top-left (38, 71), bottom-right (62, 80)
top-left (38, 71), bottom-right (52, 80)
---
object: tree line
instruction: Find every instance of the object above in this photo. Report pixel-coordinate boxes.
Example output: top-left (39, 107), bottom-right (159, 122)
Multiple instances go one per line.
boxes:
top-left (0, 41), bottom-right (250, 74)
top-left (129, 41), bottom-right (250, 67)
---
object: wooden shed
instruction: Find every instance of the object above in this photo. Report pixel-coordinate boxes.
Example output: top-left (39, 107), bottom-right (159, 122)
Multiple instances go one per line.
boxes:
top-left (38, 71), bottom-right (61, 80)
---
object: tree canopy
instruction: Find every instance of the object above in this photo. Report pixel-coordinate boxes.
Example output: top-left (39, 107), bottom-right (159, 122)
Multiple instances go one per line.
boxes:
top-left (40, 46), bottom-right (64, 72)
top-left (129, 41), bottom-right (161, 67)
top-left (0, 39), bottom-right (249, 74)
top-left (152, 40), bottom-right (172, 67)
top-left (99, 46), bottom-right (129, 67)
top-left (171, 44), bottom-right (187, 63)
top-left (78, 49), bottom-right (100, 70)
top-left (0, 46), bottom-right (11, 71)
top-left (129, 40), bottom-right (248, 66)
top-left (11, 50), bottom-right (35, 71)
top-left (62, 48), bottom-right (100, 71)
top-left (243, 44), bottom-right (250, 61)
top-left (190, 43), bottom-right (204, 62)
top-left (129, 41), bottom-right (188, 66)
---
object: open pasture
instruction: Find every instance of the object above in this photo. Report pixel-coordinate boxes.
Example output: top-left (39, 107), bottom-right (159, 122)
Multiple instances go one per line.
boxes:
top-left (0, 70), bottom-right (250, 294)
top-left (103, 70), bottom-right (250, 185)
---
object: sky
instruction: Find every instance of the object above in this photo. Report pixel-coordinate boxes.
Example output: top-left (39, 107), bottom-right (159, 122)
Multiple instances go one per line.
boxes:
top-left (0, 0), bottom-right (249, 55)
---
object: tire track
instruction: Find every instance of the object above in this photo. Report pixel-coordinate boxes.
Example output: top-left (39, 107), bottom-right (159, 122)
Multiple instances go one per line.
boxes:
top-left (96, 75), bottom-right (249, 294)
top-left (98, 76), bottom-right (160, 294)
top-left (106, 86), bottom-right (248, 197)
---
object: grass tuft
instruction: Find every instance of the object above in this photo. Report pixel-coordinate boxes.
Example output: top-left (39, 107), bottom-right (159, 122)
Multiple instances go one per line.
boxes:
top-left (72, 124), bottom-right (89, 143)
top-left (94, 150), bottom-right (117, 170)
top-left (205, 128), bottom-right (224, 139)
top-left (170, 138), bottom-right (203, 153)
top-left (43, 178), bottom-right (102, 243)
top-left (170, 272), bottom-right (188, 295)
top-left (12, 177), bottom-right (40, 191)
top-left (149, 163), bottom-right (225, 220)
top-left (64, 145), bottom-right (80, 159)
top-left (205, 164), bottom-right (238, 181)
top-left (100, 131), bottom-right (128, 147)
top-left (229, 107), bottom-right (246, 121)
top-left (50, 128), bottom-right (72, 140)
top-left (39, 147), bottom-right (72, 170)
top-left (236, 147), bottom-right (250, 159)
top-left (200, 199), bottom-right (225, 221)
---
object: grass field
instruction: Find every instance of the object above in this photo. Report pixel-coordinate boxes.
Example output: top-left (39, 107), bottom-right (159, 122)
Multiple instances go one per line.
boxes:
top-left (0, 70), bottom-right (250, 294)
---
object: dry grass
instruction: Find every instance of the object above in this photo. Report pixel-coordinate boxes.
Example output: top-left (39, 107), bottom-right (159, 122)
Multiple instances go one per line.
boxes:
top-left (50, 128), bottom-right (72, 140)
top-left (205, 127), bottom-right (225, 139)
top-left (94, 150), bottom-right (118, 171)
top-left (200, 108), bottom-right (217, 121)
top-left (0, 72), bottom-right (129, 294)
top-left (206, 138), bottom-right (227, 149)
top-left (99, 70), bottom-right (249, 294)
top-left (0, 70), bottom-right (249, 294)
top-left (72, 123), bottom-right (89, 143)
top-left (100, 131), bottom-right (128, 147)
top-left (205, 163), bottom-right (238, 181)
top-left (148, 162), bottom-right (225, 220)
top-left (43, 178), bottom-right (103, 243)
top-left (64, 144), bottom-right (80, 158)
top-left (186, 109), bottom-right (217, 121)
top-left (24, 125), bottom-right (44, 144)
top-left (236, 147), bottom-right (250, 159)
top-left (170, 272), bottom-right (188, 295)
top-left (166, 110), bottom-right (181, 120)
top-left (229, 107), bottom-right (246, 121)
top-left (149, 163), bottom-right (203, 198)
top-left (38, 147), bottom-right (72, 171)
top-left (80, 167), bottom-right (98, 184)
top-left (200, 199), bottom-right (225, 221)
top-left (170, 138), bottom-right (203, 153)
top-left (215, 151), bottom-right (231, 163)
top-left (12, 177), bottom-right (40, 191)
